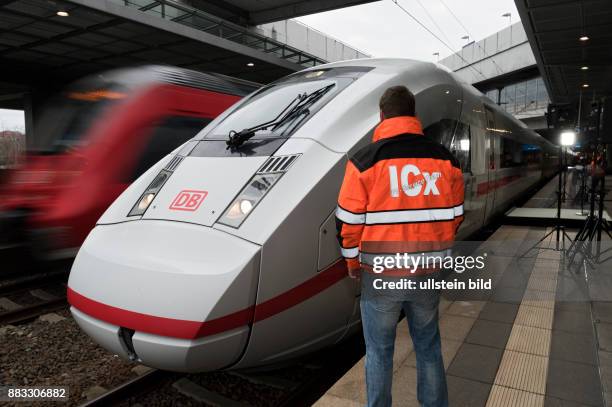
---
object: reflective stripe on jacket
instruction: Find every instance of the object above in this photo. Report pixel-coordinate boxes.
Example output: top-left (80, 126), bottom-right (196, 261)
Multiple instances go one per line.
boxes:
top-left (336, 116), bottom-right (465, 275)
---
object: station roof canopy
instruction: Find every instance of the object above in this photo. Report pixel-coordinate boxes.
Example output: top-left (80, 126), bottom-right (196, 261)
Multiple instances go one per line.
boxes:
top-left (515, 0), bottom-right (612, 105)
top-left (1, 0), bottom-right (377, 101)
top-left (188, 0), bottom-right (380, 25)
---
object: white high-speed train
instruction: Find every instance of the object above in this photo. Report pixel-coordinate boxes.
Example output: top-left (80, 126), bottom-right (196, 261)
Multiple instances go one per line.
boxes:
top-left (67, 59), bottom-right (557, 372)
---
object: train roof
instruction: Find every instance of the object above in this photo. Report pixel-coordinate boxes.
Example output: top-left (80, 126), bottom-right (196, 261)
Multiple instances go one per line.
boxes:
top-left (83, 65), bottom-right (260, 97)
top-left (300, 57), bottom-right (432, 71)
top-left (305, 58), bottom-right (556, 150)
top-left (149, 65), bottom-right (260, 96)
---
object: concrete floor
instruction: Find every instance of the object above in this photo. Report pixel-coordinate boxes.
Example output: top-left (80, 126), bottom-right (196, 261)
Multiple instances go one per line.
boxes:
top-left (314, 175), bottom-right (612, 407)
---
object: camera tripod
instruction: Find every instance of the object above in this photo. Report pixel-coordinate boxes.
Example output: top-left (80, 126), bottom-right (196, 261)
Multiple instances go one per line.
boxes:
top-left (521, 148), bottom-right (574, 257)
top-left (573, 165), bottom-right (589, 216)
top-left (567, 173), bottom-right (612, 266)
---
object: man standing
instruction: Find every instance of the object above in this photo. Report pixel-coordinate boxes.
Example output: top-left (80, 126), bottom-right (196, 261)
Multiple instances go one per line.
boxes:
top-left (335, 86), bottom-right (464, 407)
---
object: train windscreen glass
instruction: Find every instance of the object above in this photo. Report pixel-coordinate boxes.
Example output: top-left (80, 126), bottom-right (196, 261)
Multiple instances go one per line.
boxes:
top-left (203, 67), bottom-right (372, 142)
top-left (37, 86), bottom-right (127, 153)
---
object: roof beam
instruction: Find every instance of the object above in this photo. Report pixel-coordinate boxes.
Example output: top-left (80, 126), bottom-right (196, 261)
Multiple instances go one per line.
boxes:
top-left (248, 0), bottom-right (380, 24)
top-left (65, 0), bottom-right (303, 71)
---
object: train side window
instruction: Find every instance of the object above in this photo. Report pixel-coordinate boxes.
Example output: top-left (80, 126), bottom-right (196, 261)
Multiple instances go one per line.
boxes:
top-left (500, 137), bottom-right (523, 168)
top-left (522, 144), bottom-right (542, 165)
top-left (424, 119), bottom-right (470, 173)
top-left (470, 127), bottom-right (486, 175)
top-left (128, 116), bottom-right (211, 181)
top-left (424, 119), bottom-right (455, 149)
top-left (484, 106), bottom-right (496, 169)
top-left (450, 122), bottom-right (471, 173)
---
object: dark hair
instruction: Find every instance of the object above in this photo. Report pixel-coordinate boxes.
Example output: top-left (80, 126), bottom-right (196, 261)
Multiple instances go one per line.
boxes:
top-left (379, 86), bottom-right (416, 118)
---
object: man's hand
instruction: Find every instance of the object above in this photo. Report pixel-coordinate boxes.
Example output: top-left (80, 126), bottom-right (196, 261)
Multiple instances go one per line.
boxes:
top-left (348, 267), bottom-right (361, 280)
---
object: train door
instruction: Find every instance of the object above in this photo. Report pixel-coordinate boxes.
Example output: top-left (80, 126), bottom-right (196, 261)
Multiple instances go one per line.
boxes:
top-left (451, 121), bottom-right (477, 234)
top-left (483, 106), bottom-right (498, 222)
top-left (423, 119), bottom-right (478, 235)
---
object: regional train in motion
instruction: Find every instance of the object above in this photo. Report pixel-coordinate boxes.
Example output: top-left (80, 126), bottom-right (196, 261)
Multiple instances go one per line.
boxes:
top-left (0, 65), bottom-right (257, 262)
top-left (67, 59), bottom-right (557, 372)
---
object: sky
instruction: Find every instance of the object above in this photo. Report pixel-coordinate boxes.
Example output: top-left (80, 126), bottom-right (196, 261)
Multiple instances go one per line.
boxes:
top-left (0, 109), bottom-right (25, 133)
top-left (0, 0), bottom-right (519, 133)
top-left (296, 0), bottom-right (520, 61)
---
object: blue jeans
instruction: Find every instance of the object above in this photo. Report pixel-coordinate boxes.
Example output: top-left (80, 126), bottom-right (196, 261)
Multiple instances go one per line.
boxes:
top-left (360, 273), bottom-right (448, 407)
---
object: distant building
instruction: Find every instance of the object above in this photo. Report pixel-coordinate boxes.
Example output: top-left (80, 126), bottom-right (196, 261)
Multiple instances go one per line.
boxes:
top-left (255, 20), bottom-right (370, 62)
top-left (173, 0), bottom-right (370, 62)
top-left (440, 22), bottom-right (550, 131)
top-left (0, 131), bottom-right (25, 169)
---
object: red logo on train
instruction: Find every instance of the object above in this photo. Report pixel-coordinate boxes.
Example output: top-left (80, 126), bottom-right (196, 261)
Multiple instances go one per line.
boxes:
top-left (169, 190), bottom-right (208, 211)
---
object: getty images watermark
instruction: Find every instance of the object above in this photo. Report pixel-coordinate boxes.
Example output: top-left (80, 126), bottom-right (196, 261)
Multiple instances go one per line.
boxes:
top-left (368, 252), bottom-right (492, 291)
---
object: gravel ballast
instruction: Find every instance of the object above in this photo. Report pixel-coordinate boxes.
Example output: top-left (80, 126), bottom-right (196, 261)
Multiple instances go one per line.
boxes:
top-left (0, 309), bottom-right (138, 406)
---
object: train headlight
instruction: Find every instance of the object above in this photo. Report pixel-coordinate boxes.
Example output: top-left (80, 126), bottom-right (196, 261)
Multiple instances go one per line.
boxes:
top-left (128, 170), bottom-right (171, 217)
top-left (218, 173), bottom-right (282, 228)
top-left (226, 199), bottom-right (254, 218)
top-left (137, 193), bottom-right (156, 211)
top-left (239, 199), bottom-right (254, 214)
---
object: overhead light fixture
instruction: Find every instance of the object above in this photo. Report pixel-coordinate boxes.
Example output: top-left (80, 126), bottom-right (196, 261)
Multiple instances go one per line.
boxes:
top-left (56, 10), bottom-right (69, 17)
top-left (582, 83), bottom-right (590, 88)
top-left (579, 35), bottom-right (590, 42)
top-left (246, 62), bottom-right (255, 67)
top-left (444, 90), bottom-right (451, 94)
top-left (581, 66), bottom-right (589, 70)
top-left (560, 130), bottom-right (576, 146)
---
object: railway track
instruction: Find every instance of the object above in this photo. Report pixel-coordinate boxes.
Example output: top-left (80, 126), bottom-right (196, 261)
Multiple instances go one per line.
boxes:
top-left (77, 334), bottom-right (365, 407)
top-left (80, 369), bottom-right (174, 407)
top-left (0, 297), bottom-right (68, 325)
top-left (0, 270), bottom-right (69, 325)
top-left (0, 270), bottom-right (67, 295)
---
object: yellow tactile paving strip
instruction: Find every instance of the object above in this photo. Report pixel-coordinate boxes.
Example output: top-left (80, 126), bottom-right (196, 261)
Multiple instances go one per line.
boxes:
top-left (487, 385), bottom-right (545, 407)
top-left (530, 267), bottom-right (558, 279)
top-left (487, 232), bottom-right (560, 407)
top-left (522, 289), bottom-right (555, 309)
top-left (505, 325), bottom-right (551, 356)
top-left (526, 275), bottom-right (557, 292)
top-left (514, 305), bottom-right (554, 330)
top-left (494, 350), bottom-right (549, 394)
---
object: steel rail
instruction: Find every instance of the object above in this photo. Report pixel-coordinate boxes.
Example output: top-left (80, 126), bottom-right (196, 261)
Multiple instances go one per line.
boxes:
top-left (0, 297), bottom-right (68, 325)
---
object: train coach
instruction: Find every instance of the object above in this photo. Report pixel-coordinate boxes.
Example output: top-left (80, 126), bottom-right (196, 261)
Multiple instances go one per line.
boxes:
top-left (0, 65), bottom-right (258, 262)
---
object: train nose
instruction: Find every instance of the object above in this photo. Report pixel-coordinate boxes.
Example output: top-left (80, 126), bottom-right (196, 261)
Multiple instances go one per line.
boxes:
top-left (67, 220), bottom-right (260, 372)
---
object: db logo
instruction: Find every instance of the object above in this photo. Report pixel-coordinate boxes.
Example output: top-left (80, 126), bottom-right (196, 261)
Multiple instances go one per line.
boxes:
top-left (169, 190), bottom-right (208, 211)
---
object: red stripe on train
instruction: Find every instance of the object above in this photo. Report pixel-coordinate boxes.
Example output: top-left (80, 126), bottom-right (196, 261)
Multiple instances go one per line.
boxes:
top-left (476, 174), bottom-right (522, 196)
top-left (67, 259), bottom-right (348, 340)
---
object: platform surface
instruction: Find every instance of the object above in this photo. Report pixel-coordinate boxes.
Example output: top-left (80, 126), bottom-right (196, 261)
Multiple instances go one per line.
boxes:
top-left (506, 207), bottom-right (612, 222)
top-left (315, 175), bottom-right (612, 407)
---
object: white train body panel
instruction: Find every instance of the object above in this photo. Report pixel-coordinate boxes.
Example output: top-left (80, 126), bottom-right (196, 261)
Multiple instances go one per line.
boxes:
top-left (68, 58), bottom-right (557, 372)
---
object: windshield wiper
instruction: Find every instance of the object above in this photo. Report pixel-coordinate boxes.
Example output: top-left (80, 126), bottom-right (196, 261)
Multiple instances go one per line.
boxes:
top-left (226, 84), bottom-right (335, 149)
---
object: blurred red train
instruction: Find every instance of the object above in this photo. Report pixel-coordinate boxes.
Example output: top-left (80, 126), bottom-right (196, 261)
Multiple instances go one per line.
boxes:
top-left (0, 65), bottom-right (258, 263)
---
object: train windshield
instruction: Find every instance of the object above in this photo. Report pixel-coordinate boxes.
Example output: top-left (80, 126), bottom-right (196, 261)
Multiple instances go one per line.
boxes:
top-left (203, 67), bottom-right (371, 142)
top-left (36, 85), bottom-right (127, 153)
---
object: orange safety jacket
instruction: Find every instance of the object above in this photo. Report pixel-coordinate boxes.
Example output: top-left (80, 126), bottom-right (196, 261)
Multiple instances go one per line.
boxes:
top-left (336, 116), bottom-right (465, 276)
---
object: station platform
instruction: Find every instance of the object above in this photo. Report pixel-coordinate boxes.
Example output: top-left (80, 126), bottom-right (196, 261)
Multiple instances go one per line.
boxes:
top-left (314, 175), bottom-right (612, 407)
top-left (505, 172), bottom-right (612, 227)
